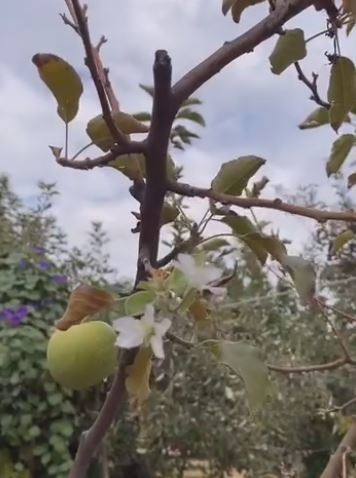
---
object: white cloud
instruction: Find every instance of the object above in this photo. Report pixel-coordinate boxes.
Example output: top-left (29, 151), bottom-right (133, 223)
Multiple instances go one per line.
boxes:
top-left (1, 0), bottom-right (355, 279)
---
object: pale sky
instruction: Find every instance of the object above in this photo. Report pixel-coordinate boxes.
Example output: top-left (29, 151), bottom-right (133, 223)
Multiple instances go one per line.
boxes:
top-left (1, 0), bottom-right (355, 279)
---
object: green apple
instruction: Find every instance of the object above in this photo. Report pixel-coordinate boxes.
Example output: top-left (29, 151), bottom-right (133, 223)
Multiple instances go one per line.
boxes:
top-left (47, 321), bottom-right (117, 390)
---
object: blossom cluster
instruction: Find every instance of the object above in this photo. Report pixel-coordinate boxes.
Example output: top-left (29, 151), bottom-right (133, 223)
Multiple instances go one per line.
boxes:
top-left (113, 254), bottom-right (225, 359)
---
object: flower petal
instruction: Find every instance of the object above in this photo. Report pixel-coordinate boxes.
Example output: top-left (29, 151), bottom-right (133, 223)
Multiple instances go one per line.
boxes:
top-left (112, 316), bottom-right (137, 332)
top-left (150, 335), bottom-right (165, 359)
top-left (200, 265), bottom-right (221, 284)
top-left (155, 318), bottom-right (172, 336)
top-left (175, 254), bottom-right (196, 277)
top-left (115, 329), bottom-right (144, 349)
top-left (142, 304), bottom-right (155, 326)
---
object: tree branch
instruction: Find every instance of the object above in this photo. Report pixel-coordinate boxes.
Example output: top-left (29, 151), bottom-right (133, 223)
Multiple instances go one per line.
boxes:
top-left (171, 0), bottom-right (314, 109)
top-left (68, 51), bottom-right (174, 478)
top-left (56, 141), bottom-right (146, 170)
top-left (294, 62), bottom-right (330, 109)
top-left (267, 357), bottom-right (348, 373)
top-left (68, 350), bottom-right (133, 478)
top-left (167, 180), bottom-right (356, 223)
top-left (320, 419), bottom-right (356, 478)
top-left (135, 50), bottom-right (175, 280)
top-left (70, 0), bottom-right (128, 145)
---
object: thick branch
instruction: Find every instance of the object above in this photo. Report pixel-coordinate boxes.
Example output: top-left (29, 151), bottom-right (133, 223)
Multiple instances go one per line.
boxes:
top-left (70, 0), bottom-right (128, 145)
top-left (167, 180), bottom-right (356, 223)
top-left (56, 141), bottom-right (146, 170)
top-left (68, 350), bottom-right (134, 478)
top-left (320, 419), bottom-right (356, 478)
top-left (135, 50), bottom-right (175, 281)
top-left (69, 51), bottom-right (174, 478)
top-left (171, 0), bottom-right (313, 109)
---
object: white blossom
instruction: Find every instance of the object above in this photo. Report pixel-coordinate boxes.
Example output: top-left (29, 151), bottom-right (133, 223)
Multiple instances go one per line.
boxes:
top-left (113, 304), bottom-right (171, 359)
top-left (175, 253), bottom-right (225, 296)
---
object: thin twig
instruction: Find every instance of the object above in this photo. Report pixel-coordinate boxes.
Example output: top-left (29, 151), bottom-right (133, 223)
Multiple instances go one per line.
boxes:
top-left (316, 298), bottom-right (353, 361)
top-left (267, 357), bottom-right (347, 374)
top-left (167, 180), bottom-right (356, 223)
top-left (70, 0), bottom-right (128, 145)
top-left (56, 141), bottom-right (146, 170)
top-left (167, 332), bottom-right (195, 348)
top-left (327, 397), bottom-right (356, 414)
top-left (294, 62), bottom-right (330, 108)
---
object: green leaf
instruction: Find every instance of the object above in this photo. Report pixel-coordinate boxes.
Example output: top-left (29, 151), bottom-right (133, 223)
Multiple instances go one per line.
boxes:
top-left (326, 134), bottom-right (355, 176)
top-left (330, 229), bottom-right (354, 255)
top-left (176, 108), bottom-right (206, 127)
top-left (327, 57), bottom-right (356, 132)
top-left (139, 84), bottom-right (154, 97)
top-left (125, 347), bottom-right (152, 403)
top-left (132, 112), bottom-right (151, 122)
top-left (182, 97), bottom-right (202, 107)
top-left (298, 107), bottom-right (330, 129)
top-left (32, 53), bottom-right (83, 123)
top-left (109, 153), bottom-right (146, 180)
top-left (198, 238), bottom-right (230, 252)
top-left (86, 112), bottom-right (149, 152)
top-left (125, 291), bottom-right (155, 316)
top-left (211, 156), bottom-right (266, 196)
top-left (281, 255), bottom-right (316, 304)
top-left (348, 172), bottom-right (356, 189)
top-left (222, 216), bottom-right (286, 264)
top-left (210, 340), bottom-right (269, 412)
top-left (166, 267), bottom-right (189, 296)
top-left (269, 29), bottom-right (307, 75)
top-left (299, 107), bottom-right (351, 130)
top-left (161, 203), bottom-right (180, 226)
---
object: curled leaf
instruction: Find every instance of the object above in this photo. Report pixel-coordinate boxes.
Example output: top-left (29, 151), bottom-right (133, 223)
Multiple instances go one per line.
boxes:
top-left (326, 134), bottom-right (355, 177)
top-left (125, 347), bottom-right (152, 403)
top-left (32, 53), bottom-right (83, 123)
top-left (210, 340), bottom-right (269, 412)
top-left (211, 156), bottom-right (266, 196)
top-left (327, 57), bottom-right (356, 132)
top-left (222, 216), bottom-right (286, 264)
top-left (86, 112), bottom-right (149, 151)
top-left (56, 285), bottom-right (115, 330)
top-left (269, 29), bottom-right (306, 75)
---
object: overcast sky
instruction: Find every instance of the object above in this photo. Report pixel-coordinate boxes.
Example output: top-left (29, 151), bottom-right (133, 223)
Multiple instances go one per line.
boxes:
top-left (1, 0), bottom-right (355, 280)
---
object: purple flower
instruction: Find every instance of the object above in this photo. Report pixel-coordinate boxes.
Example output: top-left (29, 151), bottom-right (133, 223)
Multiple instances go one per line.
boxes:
top-left (0, 305), bottom-right (29, 327)
top-left (18, 259), bottom-right (29, 270)
top-left (52, 275), bottom-right (68, 285)
top-left (37, 259), bottom-right (52, 271)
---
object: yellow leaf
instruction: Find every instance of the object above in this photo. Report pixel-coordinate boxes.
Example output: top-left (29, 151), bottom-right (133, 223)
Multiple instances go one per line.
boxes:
top-left (86, 112), bottom-right (149, 152)
top-left (56, 285), bottom-right (115, 330)
top-left (32, 53), bottom-right (83, 123)
top-left (125, 347), bottom-right (152, 403)
top-left (109, 154), bottom-right (146, 180)
top-left (269, 29), bottom-right (307, 75)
